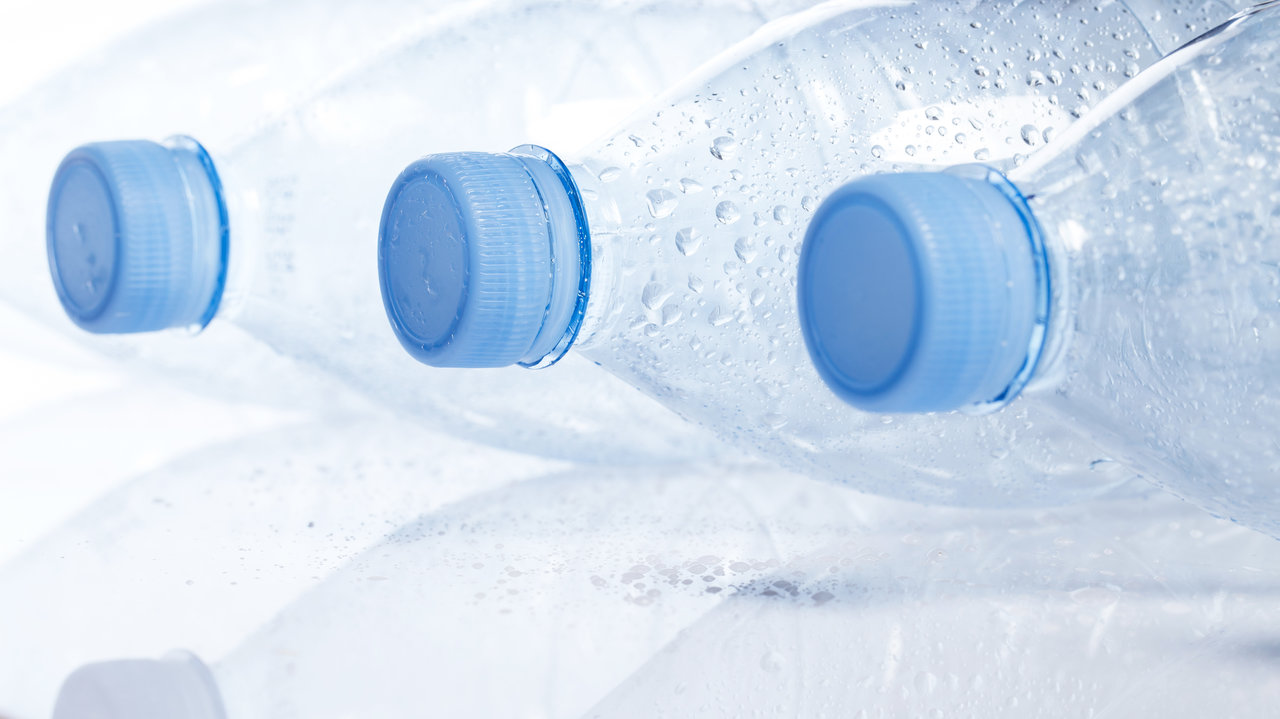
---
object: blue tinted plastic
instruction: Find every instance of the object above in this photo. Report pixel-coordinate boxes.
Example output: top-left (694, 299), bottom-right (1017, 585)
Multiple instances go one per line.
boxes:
top-left (509, 145), bottom-right (591, 370)
top-left (46, 137), bottom-right (227, 334)
top-left (799, 171), bottom-right (1046, 413)
top-left (378, 146), bottom-right (587, 369)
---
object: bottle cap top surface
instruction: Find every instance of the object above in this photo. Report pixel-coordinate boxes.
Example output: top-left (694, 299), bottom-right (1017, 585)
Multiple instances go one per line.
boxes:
top-left (46, 139), bottom-right (225, 334)
top-left (799, 172), bottom-right (1042, 413)
top-left (379, 151), bottom-right (563, 368)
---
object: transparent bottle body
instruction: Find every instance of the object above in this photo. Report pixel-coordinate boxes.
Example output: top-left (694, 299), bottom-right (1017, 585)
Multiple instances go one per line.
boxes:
top-left (199, 0), bottom-right (813, 463)
top-left (0, 0), bottom-right (493, 412)
top-left (557, 0), bottom-right (1242, 505)
top-left (1005, 6), bottom-right (1280, 536)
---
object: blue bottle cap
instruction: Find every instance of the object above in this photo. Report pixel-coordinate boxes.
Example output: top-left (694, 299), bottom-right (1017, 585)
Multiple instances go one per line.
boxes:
top-left (798, 172), bottom-right (1045, 413)
top-left (378, 148), bottom-right (586, 369)
top-left (46, 138), bottom-right (227, 334)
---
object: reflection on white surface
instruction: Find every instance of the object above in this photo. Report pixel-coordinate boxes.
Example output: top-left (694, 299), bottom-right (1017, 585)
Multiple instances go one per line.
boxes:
top-left (0, 416), bottom-right (569, 719)
top-left (591, 499), bottom-right (1280, 717)
top-left (0, 301), bottom-right (298, 565)
top-left (19, 457), bottom-right (1280, 718)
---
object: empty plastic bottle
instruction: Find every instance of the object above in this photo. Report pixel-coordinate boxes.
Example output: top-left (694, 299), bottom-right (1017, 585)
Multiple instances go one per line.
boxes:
top-left (48, 464), bottom-right (865, 719)
top-left (797, 4), bottom-right (1280, 533)
top-left (41, 0), bottom-right (811, 463)
top-left (376, 0), bottom-right (1242, 506)
top-left (1, 0), bottom-right (515, 410)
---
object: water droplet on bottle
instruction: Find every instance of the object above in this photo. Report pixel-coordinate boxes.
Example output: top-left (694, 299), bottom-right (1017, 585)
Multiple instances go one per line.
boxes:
top-left (675, 227), bottom-right (702, 256)
top-left (645, 189), bottom-right (678, 219)
top-left (716, 201), bottom-right (741, 225)
top-left (598, 167), bottom-right (622, 183)
top-left (1076, 150), bottom-right (1103, 174)
top-left (641, 281), bottom-right (671, 310)
top-left (687, 274), bottom-right (704, 293)
top-left (973, 148), bottom-right (991, 161)
top-left (708, 305), bottom-right (733, 326)
top-left (870, 145), bottom-right (885, 159)
top-left (772, 206), bottom-right (792, 225)
top-left (661, 305), bottom-right (682, 326)
top-left (924, 106), bottom-right (943, 121)
top-left (915, 671), bottom-right (938, 694)
top-left (734, 237), bottom-right (758, 263)
top-left (679, 177), bottom-right (703, 194)
top-left (1020, 124), bottom-right (1041, 147)
top-left (710, 136), bottom-right (738, 160)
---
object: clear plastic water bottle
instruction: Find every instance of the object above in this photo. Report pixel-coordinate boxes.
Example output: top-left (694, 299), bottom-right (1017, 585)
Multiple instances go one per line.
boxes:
top-left (376, 0), bottom-right (1242, 506)
top-left (0, 0), bottom-right (499, 412)
top-left (10, 0), bottom-right (584, 317)
top-left (0, 416), bottom-right (567, 719)
top-left (48, 465), bottom-right (864, 719)
top-left (797, 4), bottom-right (1280, 533)
top-left (41, 0), bottom-right (809, 463)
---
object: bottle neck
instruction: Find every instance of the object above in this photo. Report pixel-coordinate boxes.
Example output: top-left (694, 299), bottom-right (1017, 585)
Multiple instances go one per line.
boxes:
top-left (160, 136), bottom-right (230, 332)
top-left (519, 152), bottom-right (642, 364)
top-left (481, 146), bottom-right (596, 369)
top-left (933, 166), bottom-right (1058, 412)
top-left (561, 160), bottom-right (625, 355)
top-left (511, 146), bottom-right (593, 368)
top-left (208, 146), bottom-right (273, 327)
